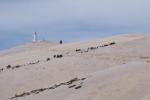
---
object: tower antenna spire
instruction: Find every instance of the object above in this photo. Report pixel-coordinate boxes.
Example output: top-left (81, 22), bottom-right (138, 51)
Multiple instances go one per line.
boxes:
top-left (33, 32), bottom-right (38, 42)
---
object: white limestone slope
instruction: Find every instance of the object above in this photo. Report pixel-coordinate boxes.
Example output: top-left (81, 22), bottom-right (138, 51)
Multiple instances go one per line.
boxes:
top-left (0, 34), bottom-right (150, 100)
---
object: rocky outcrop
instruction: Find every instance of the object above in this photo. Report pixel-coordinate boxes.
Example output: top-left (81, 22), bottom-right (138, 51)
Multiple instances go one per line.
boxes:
top-left (9, 77), bottom-right (87, 99)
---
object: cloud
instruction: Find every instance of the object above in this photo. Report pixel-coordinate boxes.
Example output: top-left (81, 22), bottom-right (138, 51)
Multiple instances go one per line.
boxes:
top-left (0, 0), bottom-right (150, 50)
top-left (0, 0), bottom-right (150, 33)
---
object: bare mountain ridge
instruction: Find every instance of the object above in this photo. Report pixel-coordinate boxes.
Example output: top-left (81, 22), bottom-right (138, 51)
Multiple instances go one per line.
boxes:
top-left (0, 34), bottom-right (150, 100)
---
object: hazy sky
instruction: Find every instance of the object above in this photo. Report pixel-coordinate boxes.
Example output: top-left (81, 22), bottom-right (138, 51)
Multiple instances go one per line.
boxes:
top-left (0, 0), bottom-right (150, 50)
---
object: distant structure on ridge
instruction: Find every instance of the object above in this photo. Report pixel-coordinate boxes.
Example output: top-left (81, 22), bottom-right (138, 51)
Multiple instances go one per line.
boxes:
top-left (33, 32), bottom-right (38, 42)
top-left (59, 40), bottom-right (63, 44)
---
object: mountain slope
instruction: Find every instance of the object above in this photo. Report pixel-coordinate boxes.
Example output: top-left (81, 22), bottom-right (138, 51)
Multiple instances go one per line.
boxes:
top-left (0, 34), bottom-right (150, 100)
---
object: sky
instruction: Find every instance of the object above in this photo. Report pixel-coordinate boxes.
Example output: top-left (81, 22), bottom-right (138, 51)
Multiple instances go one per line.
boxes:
top-left (0, 0), bottom-right (150, 50)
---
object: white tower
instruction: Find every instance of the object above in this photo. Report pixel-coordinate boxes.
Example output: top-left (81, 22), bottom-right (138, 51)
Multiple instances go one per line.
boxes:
top-left (33, 32), bottom-right (38, 42)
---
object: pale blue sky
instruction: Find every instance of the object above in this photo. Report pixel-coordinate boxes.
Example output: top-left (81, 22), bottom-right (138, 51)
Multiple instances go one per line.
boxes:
top-left (0, 0), bottom-right (150, 50)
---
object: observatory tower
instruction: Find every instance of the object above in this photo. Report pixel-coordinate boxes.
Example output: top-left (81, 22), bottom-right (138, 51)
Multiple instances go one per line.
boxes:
top-left (33, 32), bottom-right (38, 42)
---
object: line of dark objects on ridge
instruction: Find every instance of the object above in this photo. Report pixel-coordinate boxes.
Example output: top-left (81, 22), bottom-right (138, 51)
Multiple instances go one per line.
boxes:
top-left (75, 42), bottom-right (116, 53)
top-left (9, 77), bottom-right (87, 99)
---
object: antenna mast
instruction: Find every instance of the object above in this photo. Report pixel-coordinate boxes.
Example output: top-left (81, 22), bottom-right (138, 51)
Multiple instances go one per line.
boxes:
top-left (33, 32), bottom-right (38, 42)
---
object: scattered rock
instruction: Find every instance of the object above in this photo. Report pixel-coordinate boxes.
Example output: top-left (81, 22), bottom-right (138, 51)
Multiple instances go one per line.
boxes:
top-left (109, 42), bottom-right (116, 45)
top-left (11, 65), bottom-right (22, 70)
top-left (75, 49), bottom-right (89, 53)
top-left (89, 47), bottom-right (97, 50)
top-left (65, 78), bottom-right (80, 85)
top-left (46, 58), bottom-right (50, 61)
top-left (53, 55), bottom-right (56, 58)
top-left (68, 85), bottom-right (76, 88)
top-left (81, 78), bottom-right (86, 80)
top-left (53, 54), bottom-right (63, 58)
top-left (0, 68), bottom-right (4, 72)
top-left (104, 44), bottom-right (108, 47)
top-left (6, 65), bottom-right (11, 69)
top-left (15, 65), bottom-right (21, 68)
top-left (57, 55), bottom-right (63, 58)
top-left (74, 86), bottom-right (82, 89)
top-left (75, 49), bottom-right (81, 52)
top-left (29, 60), bottom-right (40, 65)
